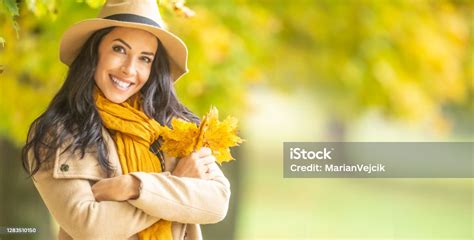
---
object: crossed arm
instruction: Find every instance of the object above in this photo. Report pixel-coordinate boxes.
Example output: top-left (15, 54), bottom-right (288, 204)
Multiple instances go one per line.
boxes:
top-left (91, 147), bottom-right (230, 223)
top-left (33, 147), bottom-right (230, 239)
top-left (91, 147), bottom-right (218, 202)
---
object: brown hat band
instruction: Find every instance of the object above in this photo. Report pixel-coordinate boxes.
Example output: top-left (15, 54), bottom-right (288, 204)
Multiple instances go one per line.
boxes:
top-left (104, 14), bottom-right (162, 28)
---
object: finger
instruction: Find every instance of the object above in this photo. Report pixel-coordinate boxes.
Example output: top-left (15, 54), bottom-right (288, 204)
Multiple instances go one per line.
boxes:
top-left (208, 162), bottom-right (219, 172)
top-left (197, 147), bottom-right (212, 157)
top-left (186, 151), bottom-right (199, 161)
top-left (91, 181), bottom-right (103, 194)
top-left (194, 165), bottom-right (209, 180)
top-left (206, 169), bottom-right (218, 180)
top-left (198, 155), bottom-right (216, 165)
top-left (95, 194), bottom-right (104, 202)
top-left (200, 164), bottom-right (210, 174)
top-left (92, 187), bottom-right (103, 201)
top-left (203, 163), bottom-right (221, 179)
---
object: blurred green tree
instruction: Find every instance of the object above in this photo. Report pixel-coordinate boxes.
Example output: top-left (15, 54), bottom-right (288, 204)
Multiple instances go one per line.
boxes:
top-left (0, 2), bottom-right (472, 239)
top-left (1, 0), bottom-right (472, 145)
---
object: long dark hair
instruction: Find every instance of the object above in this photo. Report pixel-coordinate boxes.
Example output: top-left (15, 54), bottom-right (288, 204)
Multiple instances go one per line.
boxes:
top-left (22, 27), bottom-right (199, 177)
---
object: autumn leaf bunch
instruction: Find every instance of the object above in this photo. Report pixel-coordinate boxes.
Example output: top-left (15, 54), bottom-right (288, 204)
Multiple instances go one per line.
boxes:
top-left (159, 106), bottom-right (243, 164)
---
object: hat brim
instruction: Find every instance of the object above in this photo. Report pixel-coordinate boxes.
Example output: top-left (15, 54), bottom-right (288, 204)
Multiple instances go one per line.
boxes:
top-left (59, 18), bottom-right (188, 82)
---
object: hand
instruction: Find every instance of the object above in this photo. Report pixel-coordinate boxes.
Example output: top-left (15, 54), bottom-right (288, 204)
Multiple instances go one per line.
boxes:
top-left (91, 174), bottom-right (141, 202)
top-left (172, 147), bottom-right (217, 180)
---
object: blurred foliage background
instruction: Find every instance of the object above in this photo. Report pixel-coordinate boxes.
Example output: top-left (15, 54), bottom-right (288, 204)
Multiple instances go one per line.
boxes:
top-left (0, 0), bottom-right (473, 239)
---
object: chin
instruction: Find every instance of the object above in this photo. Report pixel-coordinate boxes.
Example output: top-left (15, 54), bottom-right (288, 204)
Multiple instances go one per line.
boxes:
top-left (104, 92), bottom-right (130, 104)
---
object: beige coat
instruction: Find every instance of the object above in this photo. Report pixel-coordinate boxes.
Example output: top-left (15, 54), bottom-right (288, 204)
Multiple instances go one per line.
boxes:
top-left (31, 128), bottom-right (231, 239)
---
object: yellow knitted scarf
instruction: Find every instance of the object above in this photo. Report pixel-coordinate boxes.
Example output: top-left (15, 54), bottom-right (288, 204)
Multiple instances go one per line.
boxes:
top-left (95, 89), bottom-right (172, 240)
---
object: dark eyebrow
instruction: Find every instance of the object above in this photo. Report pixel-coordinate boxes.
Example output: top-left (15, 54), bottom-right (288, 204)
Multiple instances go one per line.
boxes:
top-left (113, 38), bottom-right (155, 56)
top-left (113, 38), bottom-right (131, 49)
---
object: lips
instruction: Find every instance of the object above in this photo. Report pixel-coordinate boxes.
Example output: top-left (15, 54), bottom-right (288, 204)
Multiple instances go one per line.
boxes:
top-left (110, 74), bottom-right (134, 90)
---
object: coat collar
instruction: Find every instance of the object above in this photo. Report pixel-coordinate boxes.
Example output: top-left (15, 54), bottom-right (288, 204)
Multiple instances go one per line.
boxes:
top-left (52, 127), bottom-right (122, 180)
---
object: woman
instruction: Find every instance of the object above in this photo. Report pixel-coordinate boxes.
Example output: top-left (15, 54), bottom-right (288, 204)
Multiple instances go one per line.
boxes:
top-left (21, 0), bottom-right (231, 239)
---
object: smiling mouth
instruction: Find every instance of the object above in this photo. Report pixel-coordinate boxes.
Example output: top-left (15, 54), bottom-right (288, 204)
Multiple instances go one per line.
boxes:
top-left (110, 74), bottom-right (134, 90)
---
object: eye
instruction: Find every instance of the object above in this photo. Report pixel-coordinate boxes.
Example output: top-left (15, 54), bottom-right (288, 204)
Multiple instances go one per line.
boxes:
top-left (112, 45), bottom-right (126, 54)
top-left (140, 56), bottom-right (153, 64)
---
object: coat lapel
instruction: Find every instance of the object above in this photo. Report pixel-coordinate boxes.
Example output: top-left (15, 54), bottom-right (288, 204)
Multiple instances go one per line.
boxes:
top-left (52, 127), bottom-right (122, 180)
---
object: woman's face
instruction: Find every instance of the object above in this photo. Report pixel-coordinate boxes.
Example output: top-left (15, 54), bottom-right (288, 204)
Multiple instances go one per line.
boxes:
top-left (94, 27), bottom-right (158, 103)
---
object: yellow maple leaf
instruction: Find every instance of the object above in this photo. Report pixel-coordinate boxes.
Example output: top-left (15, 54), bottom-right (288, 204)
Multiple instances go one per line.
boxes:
top-left (200, 106), bottom-right (243, 164)
top-left (160, 118), bottom-right (199, 158)
top-left (159, 106), bottom-right (243, 164)
top-left (194, 108), bottom-right (211, 151)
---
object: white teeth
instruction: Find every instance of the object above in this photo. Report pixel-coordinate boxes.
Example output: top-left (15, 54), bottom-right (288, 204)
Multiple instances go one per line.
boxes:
top-left (111, 76), bottom-right (132, 89)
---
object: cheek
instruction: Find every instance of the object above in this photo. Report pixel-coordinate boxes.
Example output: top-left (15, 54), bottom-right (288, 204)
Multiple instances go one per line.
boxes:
top-left (94, 61), bottom-right (104, 84)
top-left (96, 51), bottom-right (122, 71)
top-left (94, 55), bottom-right (118, 83)
top-left (138, 66), bottom-right (153, 85)
top-left (95, 55), bottom-right (109, 78)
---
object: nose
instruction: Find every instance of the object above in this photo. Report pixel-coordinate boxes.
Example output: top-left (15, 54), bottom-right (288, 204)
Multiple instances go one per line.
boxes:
top-left (120, 57), bottom-right (137, 77)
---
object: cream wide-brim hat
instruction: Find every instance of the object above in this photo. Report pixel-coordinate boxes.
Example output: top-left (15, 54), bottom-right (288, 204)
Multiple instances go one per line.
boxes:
top-left (59, 0), bottom-right (188, 82)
